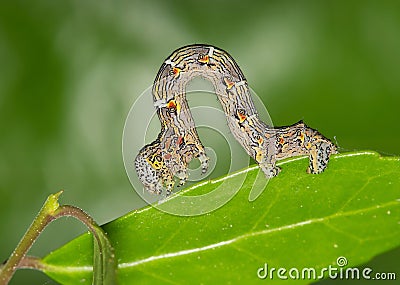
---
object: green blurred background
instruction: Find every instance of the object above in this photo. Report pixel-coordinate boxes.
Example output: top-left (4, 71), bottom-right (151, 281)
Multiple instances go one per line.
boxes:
top-left (1, 1), bottom-right (399, 284)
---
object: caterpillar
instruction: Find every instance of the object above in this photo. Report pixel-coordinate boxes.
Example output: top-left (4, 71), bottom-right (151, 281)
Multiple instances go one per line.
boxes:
top-left (135, 44), bottom-right (337, 196)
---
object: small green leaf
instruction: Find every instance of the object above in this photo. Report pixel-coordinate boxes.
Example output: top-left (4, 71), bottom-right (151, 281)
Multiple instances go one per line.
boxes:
top-left (41, 151), bottom-right (400, 284)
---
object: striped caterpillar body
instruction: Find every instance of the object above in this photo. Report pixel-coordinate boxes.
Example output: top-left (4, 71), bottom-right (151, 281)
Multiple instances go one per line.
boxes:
top-left (135, 44), bottom-right (337, 196)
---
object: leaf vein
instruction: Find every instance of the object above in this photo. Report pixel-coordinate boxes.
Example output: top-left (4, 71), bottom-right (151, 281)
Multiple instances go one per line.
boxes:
top-left (118, 200), bottom-right (399, 270)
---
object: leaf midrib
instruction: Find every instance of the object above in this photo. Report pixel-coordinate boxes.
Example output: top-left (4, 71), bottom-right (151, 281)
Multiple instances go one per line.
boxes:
top-left (41, 198), bottom-right (399, 273)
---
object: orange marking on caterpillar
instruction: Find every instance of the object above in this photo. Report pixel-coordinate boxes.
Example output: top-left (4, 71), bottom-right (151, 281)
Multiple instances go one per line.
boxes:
top-left (238, 112), bottom-right (246, 123)
top-left (167, 100), bottom-right (177, 109)
top-left (299, 132), bottom-right (305, 144)
top-left (198, 55), bottom-right (209, 64)
top-left (224, 77), bottom-right (235, 90)
top-left (172, 67), bottom-right (181, 78)
top-left (177, 136), bottom-right (184, 146)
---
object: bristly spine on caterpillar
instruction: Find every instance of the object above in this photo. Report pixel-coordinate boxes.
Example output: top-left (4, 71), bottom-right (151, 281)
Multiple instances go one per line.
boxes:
top-left (135, 44), bottom-right (337, 196)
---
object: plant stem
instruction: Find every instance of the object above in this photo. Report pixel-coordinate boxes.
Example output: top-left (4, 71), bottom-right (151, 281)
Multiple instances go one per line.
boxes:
top-left (17, 256), bottom-right (46, 271)
top-left (0, 191), bottom-right (115, 285)
top-left (54, 205), bottom-right (102, 246)
top-left (0, 191), bottom-right (63, 285)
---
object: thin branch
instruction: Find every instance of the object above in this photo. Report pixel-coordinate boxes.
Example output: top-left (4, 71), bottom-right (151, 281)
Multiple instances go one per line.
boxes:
top-left (17, 256), bottom-right (46, 271)
top-left (0, 191), bottom-right (62, 285)
top-left (0, 191), bottom-right (116, 285)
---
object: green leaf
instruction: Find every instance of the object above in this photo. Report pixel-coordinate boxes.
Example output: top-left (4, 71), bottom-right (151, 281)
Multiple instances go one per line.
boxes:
top-left (40, 151), bottom-right (400, 284)
top-left (91, 226), bottom-right (116, 285)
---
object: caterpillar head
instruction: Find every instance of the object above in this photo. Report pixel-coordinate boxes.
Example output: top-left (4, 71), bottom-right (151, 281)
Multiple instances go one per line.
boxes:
top-left (134, 152), bottom-right (164, 195)
top-left (134, 143), bottom-right (175, 196)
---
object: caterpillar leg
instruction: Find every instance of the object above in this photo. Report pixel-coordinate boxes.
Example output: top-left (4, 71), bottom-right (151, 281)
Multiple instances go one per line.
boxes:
top-left (198, 150), bottom-right (209, 174)
top-left (171, 141), bottom-right (208, 187)
top-left (259, 163), bottom-right (281, 178)
top-left (307, 140), bottom-right (337, 174)
top-left (250, 133), bottom-right (281, 178)
top-left (135, 128), bottom-right (209, 195)
top-left (273, 121), bottom-right (337, 175)
top-left (178, 130), bottom-right (209, 179)
top-left (172, 146), bottom-right (208, 187)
